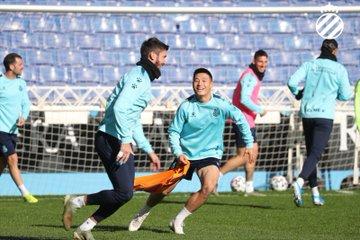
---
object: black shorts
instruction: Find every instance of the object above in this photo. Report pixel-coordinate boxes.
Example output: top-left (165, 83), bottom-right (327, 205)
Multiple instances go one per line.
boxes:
top-left (170, 157), bottom-right (220, 181)
top-left (0, 131), bottom-right (17, 158)
top-left (232, 123), bottom-right (257, 148)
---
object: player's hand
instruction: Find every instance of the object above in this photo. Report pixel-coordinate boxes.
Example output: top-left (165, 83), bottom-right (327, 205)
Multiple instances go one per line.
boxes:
top-left (260, 109), bottom-right (267, 117)
top-left (245, 147), bottom-right (255, 164)
top-left (116, 143), bottom-right (133, 165)
top-left (177, 154), bottom-right (188, 165)
top-left (148, 152), bottom-right (161, 171)
top-left (16, 117), bottom-right (25, 127)
top-left (295, 88), bottom-right (304, 100)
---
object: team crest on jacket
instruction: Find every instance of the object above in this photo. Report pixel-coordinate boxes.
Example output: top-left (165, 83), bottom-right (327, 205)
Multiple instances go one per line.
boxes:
top-left (213, 108), bottom-right (220, 117)
top-left (19, 85), bottom-right (23, 91)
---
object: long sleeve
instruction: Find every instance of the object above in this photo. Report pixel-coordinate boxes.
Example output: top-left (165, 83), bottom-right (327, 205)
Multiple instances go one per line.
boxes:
top-left (355, 80), bottom-right (360, 131)
top-left (113, 74), bottom-right (147, 143)
top-left (288, 62), bottom-right (308, 96)
top-left (225, 101), bottom-right (253, 148)
top-left (132, 118), bottom-right (153, 154)
top-left (336, 67), bottom-right (352, 101)
top-left (240, 74), bottom-right (263, 113)
top-left (21, 81), bottom-right (30, 120)
top-left (168, 105), bottom-right (186, 157)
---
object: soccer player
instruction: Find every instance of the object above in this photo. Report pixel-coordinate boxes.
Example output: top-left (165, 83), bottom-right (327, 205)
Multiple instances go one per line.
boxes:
top-left (288, 39), bottom-right (351, 207)
top-left (0, 53), bottom-right (38, 203)
top-left (217, 50), bottom-right (268, 196)
top-left (62, 37), bottom-right (168, 240)
top-left (128, 68), bottom-right (254, 234)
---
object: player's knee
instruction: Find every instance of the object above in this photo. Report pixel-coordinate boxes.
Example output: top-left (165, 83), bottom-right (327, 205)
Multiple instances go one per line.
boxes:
top-left (7, 157), bottom-right (18, 168)
top-left (122, 189), bottom-right (133, 202)
top-left (200, 185), bottom-right (214, 196)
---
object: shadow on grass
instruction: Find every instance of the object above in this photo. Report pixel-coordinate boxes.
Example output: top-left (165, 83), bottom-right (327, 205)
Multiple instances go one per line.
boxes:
top-left (0, 237), bottom-right (63, 240)
top-left (32, 224), bottom-right (169, 234)
top-left (161, 199), bottom-right (274, 209)
top-left (96, 225), bottom-right (170, 234)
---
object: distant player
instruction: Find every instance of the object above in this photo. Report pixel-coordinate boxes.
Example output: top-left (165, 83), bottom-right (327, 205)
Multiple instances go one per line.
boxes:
top-left (62, 37), bottom-right (167, 240)
top-left (218, 50), bottom-right (268, 196)
top-left (0, 53), bottom-right (38, 203)
top-left (128, 68), bottom-right (254, 234)
top-left (288, 39), bottom-right (351, 207)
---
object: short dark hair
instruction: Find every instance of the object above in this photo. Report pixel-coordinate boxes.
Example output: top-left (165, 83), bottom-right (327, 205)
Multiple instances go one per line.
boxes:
top-left (254, 49), bottom-right (268, 60)
top-left (140, 37), bottom-right (169, 59)
top-left (193, 68), bottom-right (213, 81)
top-left (3, 53), bottom-right (22, 71)
top-left (321, 39), bottom-right (338, 52)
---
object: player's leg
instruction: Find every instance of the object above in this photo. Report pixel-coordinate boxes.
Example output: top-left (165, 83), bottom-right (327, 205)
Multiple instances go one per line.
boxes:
top-left (128, 159), bottom-right (186, 231)
top-left (0, 156), bottom-right (6, 175)
top-left (294, 118), bottom-right (332, 207)
top-left (292, 118), bottom-right (314, 206)
top-left (308, 168), bottom-right (324, 206)
top-left (171, 162), bottom-right (219, 234)
top-left (244, 142), bottom-right (262, 196)
top-left (220, 147), bottom-right (247, 175)
top-left (2, 132), bottom-right (38, 203)
top-left (128, 180), bottom-right (180, 231)
top-left (299, 119), bottom-right (333, 180)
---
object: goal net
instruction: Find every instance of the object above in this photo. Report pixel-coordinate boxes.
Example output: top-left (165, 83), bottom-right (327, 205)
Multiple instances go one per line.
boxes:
top-left (1, 85), bottom-right (356, 194)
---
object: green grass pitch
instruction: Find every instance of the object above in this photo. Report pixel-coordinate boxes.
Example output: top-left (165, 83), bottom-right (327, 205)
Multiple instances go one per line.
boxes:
top-left (0, 191), bottom-right (359, 240)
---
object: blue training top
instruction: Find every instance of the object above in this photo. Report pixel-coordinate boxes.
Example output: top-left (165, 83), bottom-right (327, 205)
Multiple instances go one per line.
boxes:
top-left (288, 58), bottom-right (352, 119)
top-left (169, 94), bottom-right (253, 160)
top-left (98, 66), bottom-right (153, 154)
top-left (0, 74), bottom-right (30, 134)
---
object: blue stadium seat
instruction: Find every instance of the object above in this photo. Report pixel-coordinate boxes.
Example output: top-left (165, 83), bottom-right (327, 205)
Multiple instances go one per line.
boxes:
top-left (74, 34), bottom-right (102, 49)
top-left (102, 66), bottom-right (123, 85)
top-left (296, 18), bottom-right (316, 34)
top-left (226, 35), bottom-right (253, 50)
top-left (22, 66), bottom-right (38, 85)
top-left (272, 52), bottom-right (300, 66)
top-left (150, 16), bottom-right (177, 33)
top-left (58, 50), bottom-right (87, 66)
top-left (27, 50), bottom-right (56, 65)
top-left (164, 34), bottom-right (192, 49)
top-left (212, 66), bottom-right (241, 84)
top-left (0, 35), bottom-right (9, 49)
top-left (121, 16), bottom-right (149, 33)
top-left (71, 67), bottom-right (101, 85)
top-left (183, 50), bottom-right (210, 66)
top-left (1, 17), bottom-right (27, 31)
top-left (181, 17), bottom-right (209, 33)
top-left (284, 35), bottom-right (313, 50)
top-left (88, 51), bottom-right (118, 66)
top-left (338, 52), bottom-right (359, 66)
top-left (42, 33), bottom-right (71, 49)
top-left (211, 52), bottom-right (238, 66)
top-left (160, 66), bottom-right (190, 83)
top-left (10, 33), bottom-right (39, 49)
top-left (90, 16), bottom-right (120, 33)
top-left (166, 49), bottom-right (183, 66)
top-left (239, 18), bottom-right (267, 33)
top-left (60, 16), bottom-right (90, 32)
top-left (119, 50), bottom-right (139, 66)
top-left (268, 19), bottom-right (295, 33)
top-left (209, 17), bottom-right (238, 33)
top-left (103, 33), bottom-right (130, 50)
top-left (256, 36), bottom-right (283, 49)
top-left (39, 66), bottom-right (69, 84)
top-left (195, 35), bottom-right (223, 50)
top-left (29, 16), bottom-right (61, 32)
